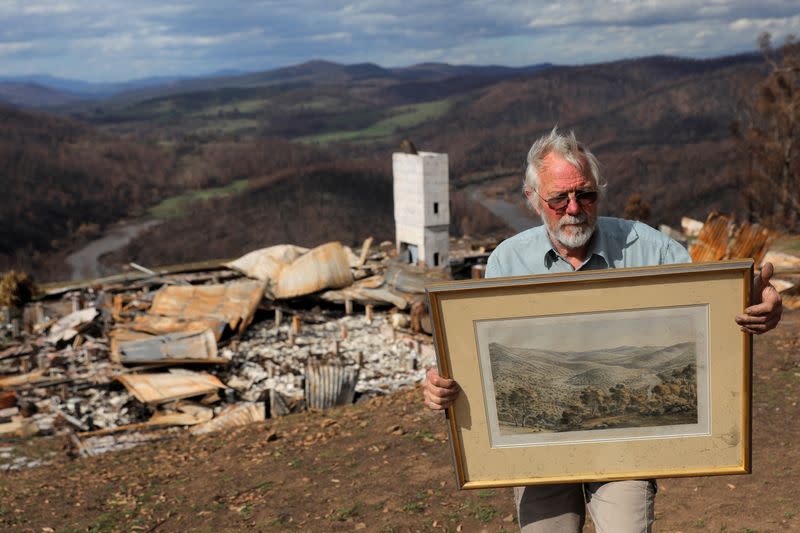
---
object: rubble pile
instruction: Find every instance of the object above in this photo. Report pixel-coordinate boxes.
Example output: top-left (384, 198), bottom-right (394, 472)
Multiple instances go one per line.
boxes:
top-left (4, 217), bottom-right (794, 469)
top-left (221, 313), bottom-right (435, 403)
top-left (0, 239), bottom-right (468, 467)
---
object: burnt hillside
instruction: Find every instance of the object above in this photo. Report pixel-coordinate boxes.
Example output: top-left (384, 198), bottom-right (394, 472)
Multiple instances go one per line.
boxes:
top-left (102, 162), bottom-right (397, 268)
top-left (0, 105), bottom-right (176, 276)
top-left (407, 55), bottom-right (764, 225)
top-left (1, 52), bottom-right (773, 280)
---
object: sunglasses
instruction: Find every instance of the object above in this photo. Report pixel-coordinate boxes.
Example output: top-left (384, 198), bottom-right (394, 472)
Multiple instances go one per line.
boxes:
top-left (533, 189), bottom-right (599, 211)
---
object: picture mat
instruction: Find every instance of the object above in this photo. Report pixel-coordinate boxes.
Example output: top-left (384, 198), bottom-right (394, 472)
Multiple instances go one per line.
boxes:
top-left (435, 270), bottom-right (748, 486)
top-left (475, 305), bottom-right (710, 447)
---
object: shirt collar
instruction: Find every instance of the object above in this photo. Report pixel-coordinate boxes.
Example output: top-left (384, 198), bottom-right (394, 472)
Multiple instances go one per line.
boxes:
top-left (542, 221), bottom-right (610, 270)
top-left (585, 222), bottom-right (611, 268)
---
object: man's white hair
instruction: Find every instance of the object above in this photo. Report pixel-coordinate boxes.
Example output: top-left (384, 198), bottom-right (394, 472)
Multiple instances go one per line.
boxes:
top-left (523, 127), bottom-right (607, 202)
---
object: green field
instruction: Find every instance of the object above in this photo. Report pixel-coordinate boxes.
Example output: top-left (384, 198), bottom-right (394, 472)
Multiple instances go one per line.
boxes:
top-left (191, 98), bottom-right (270, 117)
top-left (297, 98), bottom-right (453, 144)
top-left (288, 96), bottom-right (343, 111)
top-left (148, 179), bottom-right (250, 218)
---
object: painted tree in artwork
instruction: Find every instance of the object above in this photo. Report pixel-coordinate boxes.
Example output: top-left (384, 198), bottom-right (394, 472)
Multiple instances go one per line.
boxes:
top-left (579, 386), bottom-right (607, 417)
top-left (496, 386), bottom-right (545, 428)
top-left (609, 384), bottom-right (631, 415)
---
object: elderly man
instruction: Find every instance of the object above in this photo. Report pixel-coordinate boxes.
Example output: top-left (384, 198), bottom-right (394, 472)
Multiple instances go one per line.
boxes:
top-left (423, 128), bottom-right (782, 532)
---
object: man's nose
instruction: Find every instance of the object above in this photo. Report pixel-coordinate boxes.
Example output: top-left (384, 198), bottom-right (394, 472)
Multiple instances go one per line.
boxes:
top-left (565, 193), bottom-right (582, 215)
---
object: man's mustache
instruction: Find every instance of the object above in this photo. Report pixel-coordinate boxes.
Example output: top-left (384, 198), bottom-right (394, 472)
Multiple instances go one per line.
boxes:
top-left (558, 214), bottom-right (588, 227)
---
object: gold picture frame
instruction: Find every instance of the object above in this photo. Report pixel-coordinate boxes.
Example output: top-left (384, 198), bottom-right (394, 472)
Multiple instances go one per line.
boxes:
top-left (426, 261), bottom-right (753, 489)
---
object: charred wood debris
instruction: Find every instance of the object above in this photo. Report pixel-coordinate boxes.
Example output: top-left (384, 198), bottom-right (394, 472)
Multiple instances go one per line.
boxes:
top-left (0, 238), bottom-right (493, 468)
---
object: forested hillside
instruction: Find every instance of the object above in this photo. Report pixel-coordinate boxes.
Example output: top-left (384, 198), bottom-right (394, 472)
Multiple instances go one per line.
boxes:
top-left (0, 105), bottom-right (175, 277)
top-left (0, 52), bottom-right (772, 281)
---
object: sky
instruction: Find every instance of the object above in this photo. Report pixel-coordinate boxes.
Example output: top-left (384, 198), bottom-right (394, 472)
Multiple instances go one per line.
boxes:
top-left (1, 0), bottom-right (799, 83)
top-left (480, 305), bottom-right (706, 353)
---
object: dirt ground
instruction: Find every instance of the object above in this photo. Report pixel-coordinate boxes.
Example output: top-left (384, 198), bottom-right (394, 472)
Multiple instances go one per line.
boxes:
top-left (1, 311), bottom-right (799, 533)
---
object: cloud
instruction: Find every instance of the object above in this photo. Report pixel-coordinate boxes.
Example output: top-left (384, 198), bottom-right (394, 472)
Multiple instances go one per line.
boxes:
top-left (730, 14), bottom-right (800, 32)
top-left (0, 41), bottom-right (36, 55)
top-left (308, 32), bottom-right (351, 42)
top-left (524, 1), bottom-right (799, 29)
top-left (0, 0), bottom-right (798, 81)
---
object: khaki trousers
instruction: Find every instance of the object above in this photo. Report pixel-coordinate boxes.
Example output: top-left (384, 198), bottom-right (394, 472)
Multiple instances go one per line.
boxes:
top-left (514, 480), bottom-right (656, 533)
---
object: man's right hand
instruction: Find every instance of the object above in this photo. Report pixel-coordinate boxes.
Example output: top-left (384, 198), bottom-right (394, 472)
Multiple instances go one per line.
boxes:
top-left (423, 368), bottom-right (460, 410)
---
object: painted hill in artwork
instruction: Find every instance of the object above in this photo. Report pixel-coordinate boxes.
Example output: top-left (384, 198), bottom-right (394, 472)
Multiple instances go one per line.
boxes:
top-left (488, 341), bottom-right (698, 433)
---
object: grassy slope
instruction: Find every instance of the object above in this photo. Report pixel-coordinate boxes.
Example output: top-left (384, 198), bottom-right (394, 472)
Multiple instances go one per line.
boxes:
top-left (297, 98), bottom-right (454, 144)
top-left (147, 179), bottom-right (250, 219)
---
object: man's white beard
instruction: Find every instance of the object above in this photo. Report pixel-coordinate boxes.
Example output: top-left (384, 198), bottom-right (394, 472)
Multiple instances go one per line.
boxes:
top-left (546, 213), bottom-right (596, 250)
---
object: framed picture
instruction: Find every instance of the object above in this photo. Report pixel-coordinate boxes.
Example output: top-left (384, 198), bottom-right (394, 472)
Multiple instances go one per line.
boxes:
top-left (426, 261), bottom-right (753, 489)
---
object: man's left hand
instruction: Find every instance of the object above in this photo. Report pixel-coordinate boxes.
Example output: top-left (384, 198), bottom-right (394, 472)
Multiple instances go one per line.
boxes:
top-left (735, 262), bottom-right (783, 334)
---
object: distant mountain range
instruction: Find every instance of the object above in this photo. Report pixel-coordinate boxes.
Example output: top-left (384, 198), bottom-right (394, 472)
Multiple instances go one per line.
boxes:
top-left (0, 50), bottom-right (771, 280)
top-left (0, 60), bottom-right (553, 108)
top-left (489, 341), bottom-right (696, 397)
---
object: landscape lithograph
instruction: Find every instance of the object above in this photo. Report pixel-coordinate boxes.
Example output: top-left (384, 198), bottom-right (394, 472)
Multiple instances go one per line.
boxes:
top-left (475, 305), bottom-right (709, 447)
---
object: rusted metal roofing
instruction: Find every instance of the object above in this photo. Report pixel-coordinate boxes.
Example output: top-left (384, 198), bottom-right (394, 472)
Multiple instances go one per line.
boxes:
top-left (274, 242), bottom-right (354, 299)
top-left (0, 415), bottom-right (36, 437)
top-left (115, 371), bottom-right (227, 404)
top-left (148, 279), bottom-right (264, 334)
top-left (127, 315), bottom-right (227, 340)
top-left (47, 308), bottom-right (98, 344)
top-left (383, 261), bottom-right (450, 294)
top-left (689, 212), bottom-right (731, 263)
top-left (357, 237), bottom-right (374, 266)
top-left (681, 216), bottom-right (704, 237)
top-left (147, 403), bottom-right (214, 427)
top-left (762, 251), bottom-right (800, 270)
top-left (320, 275), bottom-right (410, 309)
top-left (689, 212), bottom-right (777, 264)
top-left (191, 402), bottom-right (265, 435)
top-left (729, 222), bottom-right (776, 266)
top-left (225, 244), bottom-right (308, 282)
top-left (304, 364), bottom-right (359, 410)
top-left (112, 329), bottom-right (225, 365)
top-left (0, 370), bottom-right (46, 389)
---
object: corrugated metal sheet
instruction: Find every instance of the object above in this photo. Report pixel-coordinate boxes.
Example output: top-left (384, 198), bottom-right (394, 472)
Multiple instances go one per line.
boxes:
top-left (357, 237), bottom-right (374, 266)
top-left (47, 308), bottom-right (98, 344)
top-left (320, 281), bottom-right (410, 309)
top-left (274, 242), bottom-right (354, 299)
top-left (689, 212), bottom-right (777, 265)
top-left (383, 262), bottom-right (450, 294)
top-left (689, 212), bottom-right (731, 263)
top-left (147, 403), bottom-right (214, 427)
top-left (0, 370), bottom-right (45, 389)
top-left (128, 315), bottom-right (227, 340)
top-left (681, 217), bottom-right (704, 237)
top-left (304, 364), bottom-right (359, 410)
top-left (0, 416), bottom-right (36, 437)
top-left (148, 279), bottom-right (264, 334)
top-left (113, 329), bottom-right (225, 365)
top-left (225, 244), bottom-right (308, 282)
top-left (191, 402), bottom-right (265, 435)
top-left (729, 222), bottom-right (776, 265)
top-left (115, 371), bottom-right (227, 404)
top-left (762, 251), bottom-right (800, 270)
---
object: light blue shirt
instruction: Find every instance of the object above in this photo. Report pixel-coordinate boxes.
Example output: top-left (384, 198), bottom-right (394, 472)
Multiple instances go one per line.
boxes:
top-left (486, 217), bottom-right (691, 277)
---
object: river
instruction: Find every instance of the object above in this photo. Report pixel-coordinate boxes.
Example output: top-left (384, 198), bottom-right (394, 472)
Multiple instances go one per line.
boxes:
top-left (63, 190), bottom-right (532, 281)
top-left (65, 220), bottom-right (161, 281)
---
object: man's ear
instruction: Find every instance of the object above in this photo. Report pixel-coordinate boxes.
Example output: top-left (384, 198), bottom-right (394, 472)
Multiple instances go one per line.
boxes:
top-left (524, 188), bottom-right (541, 215)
